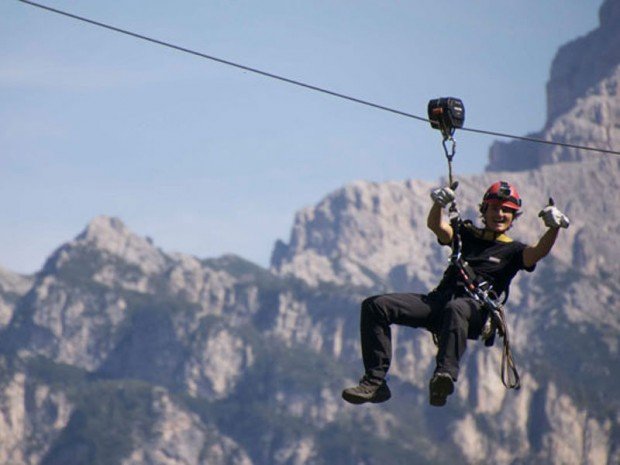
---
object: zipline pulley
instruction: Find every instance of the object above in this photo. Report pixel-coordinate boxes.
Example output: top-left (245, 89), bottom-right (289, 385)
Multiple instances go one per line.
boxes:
top-left (428, 97), bottom-right (465, 186)
top-left (427, 97), bottom-right (465, 138)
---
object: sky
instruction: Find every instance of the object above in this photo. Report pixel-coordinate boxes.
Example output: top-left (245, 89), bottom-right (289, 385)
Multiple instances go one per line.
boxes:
top-left (1, 0), bottom-right (603, 274)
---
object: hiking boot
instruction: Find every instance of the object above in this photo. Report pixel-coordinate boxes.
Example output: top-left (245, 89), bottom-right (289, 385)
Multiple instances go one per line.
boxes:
top-left (342, 376), bottom-right (391, 404)
top-left (429, 372), bottom-right (454, 407)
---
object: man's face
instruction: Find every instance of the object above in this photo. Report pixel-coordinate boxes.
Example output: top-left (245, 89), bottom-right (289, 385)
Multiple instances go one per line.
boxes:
top-left (484, 202), bottom-right (516, 233)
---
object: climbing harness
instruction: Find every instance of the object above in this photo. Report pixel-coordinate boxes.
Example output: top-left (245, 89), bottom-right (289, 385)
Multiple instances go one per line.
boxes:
top-left (446, 207), bottom-right (521, 389)
top-left (428, 98), bottom-right (521, 390)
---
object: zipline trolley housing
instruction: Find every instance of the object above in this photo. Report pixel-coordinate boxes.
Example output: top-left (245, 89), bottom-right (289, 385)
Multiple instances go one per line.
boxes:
top-left (428, 97), bottom-right (465, 138)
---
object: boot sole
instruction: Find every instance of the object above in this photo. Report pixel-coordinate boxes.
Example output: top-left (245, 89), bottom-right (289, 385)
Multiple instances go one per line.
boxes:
top-left (342, 387), bottom-right (391, 405)
top-left (429, 375), bottom-right (454, 407)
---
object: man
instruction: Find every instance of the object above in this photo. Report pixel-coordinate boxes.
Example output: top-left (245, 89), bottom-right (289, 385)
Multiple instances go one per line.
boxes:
top-left (341, 181), bottom-right (570, 407)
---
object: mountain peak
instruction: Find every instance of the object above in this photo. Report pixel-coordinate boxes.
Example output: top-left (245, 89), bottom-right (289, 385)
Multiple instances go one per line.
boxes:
top-left (78, 216), bottom-right (129, 242)
top-left (600, 0), bottom-right (620, 29)
top-left (70, 215), bottom-right (165, 274)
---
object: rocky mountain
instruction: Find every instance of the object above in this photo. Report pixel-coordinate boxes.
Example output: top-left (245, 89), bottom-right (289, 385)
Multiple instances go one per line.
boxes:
top-left (1, 1), bottom-right (619, 464)
top-left (486, 0), bottom-right (620, 172)
top-left (2, 215), bottom-right (395, 465)
top-left (2, 200), bottom-right (618, 465)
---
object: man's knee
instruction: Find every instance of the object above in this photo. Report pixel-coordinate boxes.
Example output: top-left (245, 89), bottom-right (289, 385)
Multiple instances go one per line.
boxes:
top-left (361, 295), bottom-right (389, 323)
top-left (361, 295), bottom-right (380, 314)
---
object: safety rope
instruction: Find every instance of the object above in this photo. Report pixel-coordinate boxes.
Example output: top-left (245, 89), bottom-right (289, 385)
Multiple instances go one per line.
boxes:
top-left (494, 305), bottom-right (521, 389)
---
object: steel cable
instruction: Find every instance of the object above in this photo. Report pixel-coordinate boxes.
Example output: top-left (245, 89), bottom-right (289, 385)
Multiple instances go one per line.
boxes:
top-left (16, 0), bottom-right (620, 158)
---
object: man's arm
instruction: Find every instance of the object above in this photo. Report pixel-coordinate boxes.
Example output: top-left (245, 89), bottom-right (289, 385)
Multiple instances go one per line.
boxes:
top-left (522, 201), bottom-right (570, 268)
top-left (523, 227), bottom-right (560, 268)
top-left (427, 193), bottom-right (453, 245)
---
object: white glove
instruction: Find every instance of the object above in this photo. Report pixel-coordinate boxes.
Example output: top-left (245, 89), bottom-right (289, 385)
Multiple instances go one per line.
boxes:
top-left (538, 199), bottom-right (570, 229)
top-left (430, 186), bottom-right (455, 208)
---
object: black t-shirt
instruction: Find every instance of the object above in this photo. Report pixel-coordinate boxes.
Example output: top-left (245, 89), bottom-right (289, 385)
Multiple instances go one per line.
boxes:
top-left (435, 222), bottom-right (535, 298)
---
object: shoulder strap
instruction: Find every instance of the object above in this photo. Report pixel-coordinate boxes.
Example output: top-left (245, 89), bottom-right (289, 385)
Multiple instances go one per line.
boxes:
top-left (462, 221), bottom-right (513, 243)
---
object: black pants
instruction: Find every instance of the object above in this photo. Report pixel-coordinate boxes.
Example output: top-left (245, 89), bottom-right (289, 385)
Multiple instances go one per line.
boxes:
top-left (360, 291), bottom-right (486, 382)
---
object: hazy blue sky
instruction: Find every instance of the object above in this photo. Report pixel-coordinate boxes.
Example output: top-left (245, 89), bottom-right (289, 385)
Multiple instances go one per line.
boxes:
top-left (1, 0), bottom-right (603, 274)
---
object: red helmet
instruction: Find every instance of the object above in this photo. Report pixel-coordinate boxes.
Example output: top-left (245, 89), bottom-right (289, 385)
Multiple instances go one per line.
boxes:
top-left (482, 181), bottom-right (522, 211)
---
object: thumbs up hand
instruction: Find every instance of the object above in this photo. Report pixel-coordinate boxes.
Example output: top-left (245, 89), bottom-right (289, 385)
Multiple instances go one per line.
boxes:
top-left (538, 198), bottom-right (570, 229)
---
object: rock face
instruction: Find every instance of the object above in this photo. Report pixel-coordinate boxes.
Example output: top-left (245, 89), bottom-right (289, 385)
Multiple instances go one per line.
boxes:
top-left (1, 1), bottom-right (619, 464)
top-left (486, 0), bottom-right (620, 172)
top-left (0, 358), bottom-right (73, 465)
top-left (271, 179), bottom-right (441, 290)
top-left (0, 267), bottom-right (33, 329)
